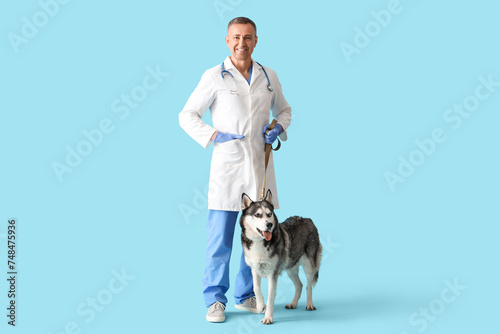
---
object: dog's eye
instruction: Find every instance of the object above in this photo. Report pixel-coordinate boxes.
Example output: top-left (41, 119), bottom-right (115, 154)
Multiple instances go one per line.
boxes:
top-left (266, 213), bottom-right (272, 218)
top-left (254, 213), bottom-right (262, 218)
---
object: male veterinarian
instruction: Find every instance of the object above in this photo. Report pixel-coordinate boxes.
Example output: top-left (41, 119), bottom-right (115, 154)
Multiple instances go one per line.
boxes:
top-left (179, 17), bottom-right (291, 323)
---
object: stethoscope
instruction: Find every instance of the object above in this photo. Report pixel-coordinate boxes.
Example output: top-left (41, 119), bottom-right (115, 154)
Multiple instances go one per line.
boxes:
top-left (221, 61), bottom-right (273, 95)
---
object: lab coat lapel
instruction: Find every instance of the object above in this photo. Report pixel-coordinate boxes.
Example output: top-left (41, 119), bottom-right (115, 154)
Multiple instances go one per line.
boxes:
top-left (223, 56), bottom-right (246, 91)
top-left (223, 56), bottom-right (235, 73)
top-left (250, 59), bottom-right (261, 86)
top-left (222, 57), bottom-right (237, 82)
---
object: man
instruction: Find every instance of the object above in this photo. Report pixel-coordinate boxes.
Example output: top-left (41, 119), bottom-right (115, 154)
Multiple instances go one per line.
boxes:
top-left (179, 17), bottom-right (291, 323)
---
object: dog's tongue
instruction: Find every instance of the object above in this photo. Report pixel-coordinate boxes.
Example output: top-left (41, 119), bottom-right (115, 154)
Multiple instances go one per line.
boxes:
top-left (263, 231), bottom-right (272, 241)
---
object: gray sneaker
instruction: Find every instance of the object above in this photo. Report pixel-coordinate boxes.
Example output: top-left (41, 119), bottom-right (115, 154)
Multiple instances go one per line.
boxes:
top-left (235, 296), bottom-right (261, 313)
top-left (206, 302), bottom-right (225, 322)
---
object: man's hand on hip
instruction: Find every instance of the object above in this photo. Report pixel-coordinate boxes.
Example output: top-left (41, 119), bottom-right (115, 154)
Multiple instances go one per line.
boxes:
top-left (213, 131), bottom-right (245, 143)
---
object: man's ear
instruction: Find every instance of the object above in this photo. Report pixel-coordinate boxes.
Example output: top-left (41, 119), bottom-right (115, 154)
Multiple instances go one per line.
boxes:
top-left (264, 189), bottom-right (272, 205)
top-left (242, 193), bottom-right (253, 210)
top-left (225, 35), bottom-right (229, 46)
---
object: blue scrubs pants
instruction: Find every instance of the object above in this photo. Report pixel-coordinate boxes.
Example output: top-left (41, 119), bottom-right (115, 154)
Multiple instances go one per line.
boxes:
top-left (202, 210), bottom-right (254, 307)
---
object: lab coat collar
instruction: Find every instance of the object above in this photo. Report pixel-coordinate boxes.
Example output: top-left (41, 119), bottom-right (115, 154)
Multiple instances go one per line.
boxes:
top-left (223, 56), bottom-right (261, 85)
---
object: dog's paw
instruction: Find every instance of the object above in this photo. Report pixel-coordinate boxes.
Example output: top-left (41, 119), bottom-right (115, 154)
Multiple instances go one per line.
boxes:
top-left (305, 304), bottom-right (316, 311)
top-left (256, 303), bottom-right (266, 314)
top-left (285, 303), bottom-right (297, 309)
top-left (261, 316), bottom-right (273, 324)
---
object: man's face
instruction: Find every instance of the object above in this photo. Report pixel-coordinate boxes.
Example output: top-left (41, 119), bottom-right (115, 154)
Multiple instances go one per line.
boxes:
top-left (226, 23), bottom-right (258, 62)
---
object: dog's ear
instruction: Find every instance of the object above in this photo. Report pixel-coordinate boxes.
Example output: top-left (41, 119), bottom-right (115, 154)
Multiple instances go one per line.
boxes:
top-left (264, 189), bottom-right (273, 205)
top-left (241, 193), bottom-right (253, 211)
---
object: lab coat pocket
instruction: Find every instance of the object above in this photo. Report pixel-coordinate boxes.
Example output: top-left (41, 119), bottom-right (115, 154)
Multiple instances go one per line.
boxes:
top-left (213, 139), bottom-right (245, 170)
top-left (255, 89), bottom-right (273, 110)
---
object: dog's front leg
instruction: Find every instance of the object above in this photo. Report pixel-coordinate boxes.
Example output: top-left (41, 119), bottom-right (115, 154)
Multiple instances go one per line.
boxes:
top-left (251, 269), bottom-right (265, 314)
top-left (262, 275), bottom-right (278, 324)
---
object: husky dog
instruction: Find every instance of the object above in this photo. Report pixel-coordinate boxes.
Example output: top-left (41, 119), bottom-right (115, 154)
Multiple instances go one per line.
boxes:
top-left (240, 190), bottom-right (322, 324)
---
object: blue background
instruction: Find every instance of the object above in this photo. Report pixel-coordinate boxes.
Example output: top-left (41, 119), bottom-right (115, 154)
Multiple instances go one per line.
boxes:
top-left (1, 0), bottom-right (499, 333)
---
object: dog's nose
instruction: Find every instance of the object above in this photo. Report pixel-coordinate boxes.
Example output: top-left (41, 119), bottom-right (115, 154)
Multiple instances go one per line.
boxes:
top-left (266, 222), bottom-right (273, 230)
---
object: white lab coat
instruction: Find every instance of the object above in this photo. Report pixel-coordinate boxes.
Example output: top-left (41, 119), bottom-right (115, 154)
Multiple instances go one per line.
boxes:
top-left (179, 57), bottom-right (291, 211)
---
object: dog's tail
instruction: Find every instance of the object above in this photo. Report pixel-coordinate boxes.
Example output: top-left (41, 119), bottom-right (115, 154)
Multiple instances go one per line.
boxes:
top-left (312, 243), bottom-right (322, 286)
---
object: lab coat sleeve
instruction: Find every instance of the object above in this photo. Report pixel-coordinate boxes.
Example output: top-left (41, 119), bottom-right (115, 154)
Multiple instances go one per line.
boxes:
top-left (179, 70), bottom-right (217, 148)
top-left (271, 73), bottom-right (291, 141)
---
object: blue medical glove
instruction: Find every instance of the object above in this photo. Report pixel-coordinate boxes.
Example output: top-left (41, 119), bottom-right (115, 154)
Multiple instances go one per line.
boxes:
top-left (214, 131), bottom-right (245, 143)
top-left (262, 123), bottom-right (282, 144)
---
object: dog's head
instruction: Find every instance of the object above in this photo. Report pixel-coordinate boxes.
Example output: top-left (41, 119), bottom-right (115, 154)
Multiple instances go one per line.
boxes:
top-left (240, 190), bottom-right (277, 241)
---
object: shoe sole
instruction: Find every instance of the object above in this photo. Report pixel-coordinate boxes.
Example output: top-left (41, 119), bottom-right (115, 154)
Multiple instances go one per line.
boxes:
top-left (235, 304), bottom-right (262, 314)
top-left (206, 315), bottom-right (225, 323)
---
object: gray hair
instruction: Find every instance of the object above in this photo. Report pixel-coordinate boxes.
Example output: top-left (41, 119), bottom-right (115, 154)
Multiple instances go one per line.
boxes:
top-left (227, 17), bottom-right (257, 36)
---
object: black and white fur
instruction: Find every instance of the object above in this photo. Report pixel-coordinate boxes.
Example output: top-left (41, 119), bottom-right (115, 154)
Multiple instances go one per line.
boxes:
top-left (240, 190), bottom-right (322, 324)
